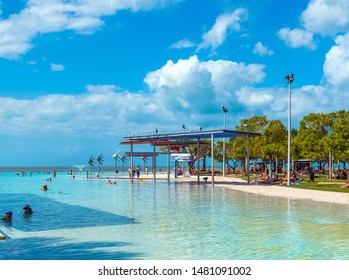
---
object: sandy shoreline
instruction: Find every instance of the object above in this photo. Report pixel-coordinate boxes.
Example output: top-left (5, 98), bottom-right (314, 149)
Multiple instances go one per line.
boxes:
top-left (113, 173), bottom-right (349, 206)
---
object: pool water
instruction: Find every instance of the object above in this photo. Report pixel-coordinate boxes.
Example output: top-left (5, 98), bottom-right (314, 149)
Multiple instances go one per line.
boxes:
top-left (1, 172), bottom-right (349, 260)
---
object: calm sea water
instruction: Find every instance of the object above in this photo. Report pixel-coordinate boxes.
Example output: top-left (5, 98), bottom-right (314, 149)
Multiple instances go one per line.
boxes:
top-left (0, 170), bottom-right (349, 260)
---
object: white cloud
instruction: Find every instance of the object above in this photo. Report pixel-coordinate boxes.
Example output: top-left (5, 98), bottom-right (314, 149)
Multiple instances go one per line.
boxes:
top-left (233, 84), bottom-right (331, 125)
top-left (277, 27), bottom-right (317, 50)
top-left (301, 0), bottom-right (349, 36)
top-left (0, 55), bottom-right (267, 136)
top-left (0, 0), bottom-right (183, 59)
top-left (253, 41), bottom-right (273, 56)
top-left (196, 8), bottom-right (248, 54)
top-left (50, 62), bottom-right (65, 71)
top-left (0, 86), bottom-right (165, 136)
top-left (169, 39), bottom-right (196, 49)
top-left (144, 55), bottom-right (265, 113)
top-left (235, 87), bottom-right (274, 107)
top-left (0, 55), bottom-right (337, 138)
top-left (323, 33), bottom-right (349, 88)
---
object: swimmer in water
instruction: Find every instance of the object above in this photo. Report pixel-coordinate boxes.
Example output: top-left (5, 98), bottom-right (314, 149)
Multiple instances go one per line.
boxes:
top-left (41, 184), bottom-right (48, 191)
top-left (23, 205), bottom-right (33, 215)
top-left (1, 211), bottom-right (13, 222)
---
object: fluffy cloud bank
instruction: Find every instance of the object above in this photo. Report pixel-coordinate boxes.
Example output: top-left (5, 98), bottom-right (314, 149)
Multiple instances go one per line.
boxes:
top-left (324, 33), bottom-right (349, 88)
top-left (0, 0), bottom-right (182, 59)
top-left (144, 55), bottom-right (265, 113)
top-left (0, 55), bottom-right (267, 136)
top-left (301, 0), bottom-right (349, 36)
top-left (0, 55), bottom-right (336, 137)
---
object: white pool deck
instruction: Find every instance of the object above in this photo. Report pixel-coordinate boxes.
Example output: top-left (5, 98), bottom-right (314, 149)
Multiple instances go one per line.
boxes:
top-left (123, 173), bottom-right (349, 206)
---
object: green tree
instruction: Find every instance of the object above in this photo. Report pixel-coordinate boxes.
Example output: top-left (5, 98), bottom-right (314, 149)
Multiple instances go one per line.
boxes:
top-left (295, 112), bottom-right (335, 171)
top-left (260, 119), bottom-right (287, 172)
top-left (331, 110), bottom-right (349, 165)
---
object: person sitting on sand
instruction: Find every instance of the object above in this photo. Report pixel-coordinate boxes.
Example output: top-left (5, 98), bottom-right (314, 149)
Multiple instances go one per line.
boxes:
top-left (41, 184), bottom-right (48, 191)
top-left (340, 178), bottom-right (349, 189)
top-left (23, 205), bottom-right (33, 215)
top-left (1, 211), bottom-right (13, 222)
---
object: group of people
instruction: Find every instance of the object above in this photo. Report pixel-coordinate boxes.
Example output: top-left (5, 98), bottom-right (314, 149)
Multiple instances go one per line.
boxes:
top-left (128, 165), bottom-right (142, 178)
top-left (331, 169), bottom-right (348, 180)
top-left (258, 170), bottom-right (307, 185)
top-left (1, 204), bottom-right (33, 223)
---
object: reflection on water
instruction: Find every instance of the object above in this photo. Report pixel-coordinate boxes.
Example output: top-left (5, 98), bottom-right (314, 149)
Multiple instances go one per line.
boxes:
top-left (0, 172), bottom-right (349, 259)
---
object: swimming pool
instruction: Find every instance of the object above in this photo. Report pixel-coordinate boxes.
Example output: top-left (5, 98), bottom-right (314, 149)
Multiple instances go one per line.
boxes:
top-left (1, 172), bottom-right (349, 260)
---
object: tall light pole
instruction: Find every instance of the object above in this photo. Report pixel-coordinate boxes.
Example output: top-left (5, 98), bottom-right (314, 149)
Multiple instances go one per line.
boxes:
top-left (285, 73), bottom-right (294, 186)
top-left (222, 106), bottom-right (228, 177)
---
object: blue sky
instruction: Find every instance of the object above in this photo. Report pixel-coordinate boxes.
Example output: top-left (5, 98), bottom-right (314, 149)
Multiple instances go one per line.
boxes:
top-left (0, 0), bottom-right (348, 166)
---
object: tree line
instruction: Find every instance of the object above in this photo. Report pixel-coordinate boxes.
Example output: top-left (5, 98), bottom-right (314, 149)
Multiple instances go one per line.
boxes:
top-left (184, 110), bottom-right (349, 174)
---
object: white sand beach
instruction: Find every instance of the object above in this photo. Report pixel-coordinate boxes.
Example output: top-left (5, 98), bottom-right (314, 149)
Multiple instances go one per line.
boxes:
top-left (127, 173), bottom-right (349, 205)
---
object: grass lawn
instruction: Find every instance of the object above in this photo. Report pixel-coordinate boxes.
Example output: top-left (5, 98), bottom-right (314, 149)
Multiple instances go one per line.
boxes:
top-left (228, 173), bottom-right (349, 193)
top-left (288, 178), bottom-right (349, 193)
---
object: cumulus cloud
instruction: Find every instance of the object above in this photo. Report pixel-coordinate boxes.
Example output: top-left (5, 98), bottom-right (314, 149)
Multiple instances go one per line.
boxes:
top-left (235, 87), bottom-right (274, 107)
top-left (0, 54), bottom-right (335, 138)
top-left (277, 27), bottom-right (317, 50)
top-left (0, 0), bottom-right (182, 59)
top-left (0, 85), bottom-right (165, 136)
top-left (169, 39), bottom-right (196, 49)
top-left (301, 0), bottom-right (349, 36)
top-left (0, 55), bottom-right (268, 136)
top-left (144, 55), bottom-right (265, 113)
top-left (50, 62), bottom-right (65, 71)
top-left (253, 41), bottom-right (273, 56)
top-left (323, 33), bottom-right (349, 88)
top-left (233, 84), bottom-right (331, 125)
top-left (196, 8), bottom-right (248, 54)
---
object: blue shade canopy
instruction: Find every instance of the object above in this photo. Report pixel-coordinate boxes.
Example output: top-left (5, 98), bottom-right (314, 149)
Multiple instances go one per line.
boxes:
top-left (121, 129), bottom-right (261, 144)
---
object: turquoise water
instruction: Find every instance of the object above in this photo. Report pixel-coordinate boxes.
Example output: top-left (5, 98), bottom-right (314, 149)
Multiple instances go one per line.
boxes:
top-left (1, 171), bottom-right (349, 260)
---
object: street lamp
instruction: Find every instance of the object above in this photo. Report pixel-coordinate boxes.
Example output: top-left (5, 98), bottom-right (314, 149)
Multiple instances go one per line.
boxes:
top-left (285, 73), bottom-right (294, 186)
top-left (222, 106), bottom-right (228, 177)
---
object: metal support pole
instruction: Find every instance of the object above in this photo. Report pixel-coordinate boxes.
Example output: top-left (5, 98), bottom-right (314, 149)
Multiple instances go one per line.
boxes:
top-left (329, 150), bottom-right (332, 181)
top-left (211, 133), bottom-right (215, 187)
top-left (197, 137), bottom-right (200, 183)
top-left (167, 143), bottom-right (171, 183)
top-left (222, 106), bottom-right (228, 177)
top-left (246, 125), bottom-right (250, 185)
top-left (284, 73), bottom-right (294, 187)
top-left (130, 143), bottom-right (134, 184)
top-left (287, 81), bottom-right (291, 186)
top-left (153, 144), bottom-right (156, 182)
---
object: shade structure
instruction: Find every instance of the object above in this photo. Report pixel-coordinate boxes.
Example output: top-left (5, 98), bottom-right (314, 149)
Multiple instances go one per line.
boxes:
top-left (121, 129), bottom-right (261, 185)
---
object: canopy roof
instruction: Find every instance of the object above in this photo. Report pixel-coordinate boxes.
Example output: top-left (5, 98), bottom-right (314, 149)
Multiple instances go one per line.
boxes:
top-left (121, 129), bottom-right (260, 145)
